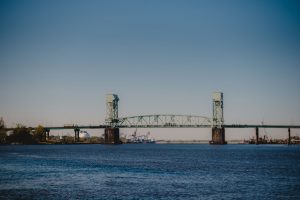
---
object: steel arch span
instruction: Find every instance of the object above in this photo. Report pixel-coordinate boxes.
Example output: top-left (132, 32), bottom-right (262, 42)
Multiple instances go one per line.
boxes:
top-left (117, 114), bottom-right (212, 128)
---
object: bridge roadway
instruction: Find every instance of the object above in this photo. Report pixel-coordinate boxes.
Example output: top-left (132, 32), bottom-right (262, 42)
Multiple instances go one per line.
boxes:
top-left (223, 125), bottom-right (300, 129)
top-left (5, 123), bottom-right (300, 145)
top-left (42, 124), bottom-right (300, 130)
top-left (5, 124), bottom-right (300, 131)
top-left (6, 114), bottom-right (300, 130)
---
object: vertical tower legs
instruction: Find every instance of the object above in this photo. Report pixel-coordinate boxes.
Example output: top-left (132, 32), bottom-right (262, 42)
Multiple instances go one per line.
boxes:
top-left (211, 92), bottom-right (226, 144)
top-left (104, 128), bottom-right (120, 144)
top-left (105, 94), bottom-right (120, 144)
top-left (210, 127), bottom-right (227, 144)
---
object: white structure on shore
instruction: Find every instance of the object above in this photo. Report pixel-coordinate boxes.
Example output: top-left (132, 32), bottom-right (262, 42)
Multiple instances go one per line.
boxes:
top-left (79, 131), bottom-right (90, 139)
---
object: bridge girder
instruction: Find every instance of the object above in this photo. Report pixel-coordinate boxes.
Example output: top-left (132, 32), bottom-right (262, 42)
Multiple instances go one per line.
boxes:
top-left (116, 114), bottom-right (212, 128)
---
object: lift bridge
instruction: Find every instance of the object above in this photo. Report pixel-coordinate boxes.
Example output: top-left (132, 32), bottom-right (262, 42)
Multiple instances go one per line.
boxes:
top-left (40, 92), bottom-right (300, 144)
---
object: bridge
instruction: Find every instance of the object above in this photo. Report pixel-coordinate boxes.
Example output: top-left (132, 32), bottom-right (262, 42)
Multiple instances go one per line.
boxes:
top-left (8, 92), bottom-right (299, 144)
top-left (43, 93), bottom-right (300, 144)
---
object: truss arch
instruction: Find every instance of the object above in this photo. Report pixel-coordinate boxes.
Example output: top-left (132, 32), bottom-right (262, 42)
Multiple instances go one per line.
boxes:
top-left (117, 114), bottom-right (212, 128)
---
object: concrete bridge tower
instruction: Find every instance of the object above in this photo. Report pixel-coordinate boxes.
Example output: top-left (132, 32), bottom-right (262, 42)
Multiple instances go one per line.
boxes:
top-left (104, 94), bottom-right (120, 144)
top-left (210, 92), bottom-right (227, 144)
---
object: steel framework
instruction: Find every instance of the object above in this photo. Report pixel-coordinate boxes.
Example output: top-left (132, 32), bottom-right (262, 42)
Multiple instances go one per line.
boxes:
top-left (105, 94), bottom-right (119, 126)
top-left (212, 92), bottom-right (224, 128)
top-left (117, 114), bottom-right (212, 128)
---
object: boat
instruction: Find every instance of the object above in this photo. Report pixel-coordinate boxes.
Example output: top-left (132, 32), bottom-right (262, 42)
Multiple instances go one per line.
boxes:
top-left (127, 130), bottom-right (156, 144)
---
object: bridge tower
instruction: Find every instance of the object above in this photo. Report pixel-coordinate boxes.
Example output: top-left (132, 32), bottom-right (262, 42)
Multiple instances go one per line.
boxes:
top-left (104, 94), bottom-right (120, 144)
top-left (210, 92), bottom-right (227, 144)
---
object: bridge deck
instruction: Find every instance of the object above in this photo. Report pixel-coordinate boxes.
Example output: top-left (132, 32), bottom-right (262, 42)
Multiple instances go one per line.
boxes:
top-left (5, 124), bottom-right (300, 131)
top-left (223, 125), bottom-right (300, 128)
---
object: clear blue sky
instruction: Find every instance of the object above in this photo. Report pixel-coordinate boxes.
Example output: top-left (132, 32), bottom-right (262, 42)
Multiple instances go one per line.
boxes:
top-left (1, 0), bottom-right (299, 139)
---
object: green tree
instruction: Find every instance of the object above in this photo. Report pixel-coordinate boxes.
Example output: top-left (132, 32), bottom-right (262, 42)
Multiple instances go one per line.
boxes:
top-left (33, 125), bottom-right (45, 143)
top-left (0, 117), bottom-right (7, 144)
top-left (7, 124), bottom-right (35, 144)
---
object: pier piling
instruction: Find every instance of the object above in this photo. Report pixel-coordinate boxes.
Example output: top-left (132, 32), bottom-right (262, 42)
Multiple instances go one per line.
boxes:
top-left (210, 127), bottom-right (227, 144)
top-left (74, 128), bottom-right (80, 142)
top-left (104, 127), bottom-right (120, 144)
top-left (255, 127), bottom-right (259, 145)
top-left (288, 128), bottom-right (291, 145)
top-left (45, 129), bottom-right (50, 141)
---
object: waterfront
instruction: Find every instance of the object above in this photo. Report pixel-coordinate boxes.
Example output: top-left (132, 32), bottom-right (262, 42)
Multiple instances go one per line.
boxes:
top-left (0, 144), bottom-right (300, 199)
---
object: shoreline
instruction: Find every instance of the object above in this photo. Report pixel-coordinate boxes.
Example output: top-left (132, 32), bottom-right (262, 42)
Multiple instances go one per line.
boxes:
top-left (1, 142), bottom-right (298, 145)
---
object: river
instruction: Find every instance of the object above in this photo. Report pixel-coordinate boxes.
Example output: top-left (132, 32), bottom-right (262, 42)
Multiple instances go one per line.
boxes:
top-left (0, 144), bottom-right (299, 199)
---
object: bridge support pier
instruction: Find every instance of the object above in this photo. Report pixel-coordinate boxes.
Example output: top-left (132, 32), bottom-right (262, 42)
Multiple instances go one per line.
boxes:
top-left (104, 127), bottom-right (120, 144)
top-left (45, 129), bottom-right (50, 142)
top-left (288, 128), bottom-right (291, 145)
top-left (210, 127), bottom-right (227, 144)
top-left (74, 128), bottom-right (80, 143)
top-left (255, 127), bottom-right (259, 145)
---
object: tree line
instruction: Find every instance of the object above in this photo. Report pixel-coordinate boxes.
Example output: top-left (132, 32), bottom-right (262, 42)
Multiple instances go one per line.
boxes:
top-left (0, 117), bottom-right (45, 144)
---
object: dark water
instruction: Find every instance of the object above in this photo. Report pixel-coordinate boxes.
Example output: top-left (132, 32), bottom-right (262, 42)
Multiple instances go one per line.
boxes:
top-left (0, 144), bottom-right (300, 200)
